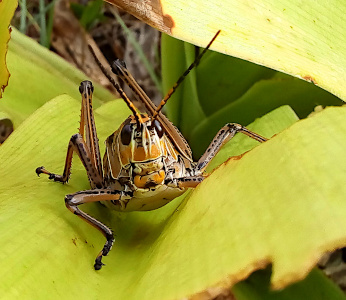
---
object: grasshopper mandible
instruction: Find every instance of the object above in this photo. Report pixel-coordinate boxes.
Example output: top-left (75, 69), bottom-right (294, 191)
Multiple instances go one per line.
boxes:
top-left (36, 31), bottom-right (267, 270)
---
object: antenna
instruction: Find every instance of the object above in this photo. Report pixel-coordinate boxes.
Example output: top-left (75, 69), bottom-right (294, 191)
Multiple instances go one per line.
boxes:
top-left (152, 30), bottom-right (221, 119)
top-left (88, 45), bottom-right (143, 128)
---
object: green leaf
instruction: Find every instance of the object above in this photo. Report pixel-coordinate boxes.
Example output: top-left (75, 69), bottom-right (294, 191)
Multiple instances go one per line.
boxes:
top-left (1, 97), bottom-right (346, 298)
top-left (112, 0), bottom-right (346, 101)
top-left (3, 7), bottom-right (346, 300)
top-left (79, 0), bottom-right (104, 29)
top-left (233, 268), bottom-right (346, 300)
top-left (161, 34), bottom-right (342, 157)
top-left (0, 0), bottom-right (17, 98)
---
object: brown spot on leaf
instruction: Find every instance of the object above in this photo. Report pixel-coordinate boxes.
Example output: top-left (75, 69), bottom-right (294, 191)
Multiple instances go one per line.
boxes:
top-left (231, 153), bottom-right (247, 161)
top-left (72, 238), bottom-right (77, 246)
top-left (303, 75), bottom-right (317, 85)
top-left (163, 14), bottom-right (174, 29)
top-left (190, 287), bottom-right (236, 300)
top-left (105, 0), bottom-right (174, 33)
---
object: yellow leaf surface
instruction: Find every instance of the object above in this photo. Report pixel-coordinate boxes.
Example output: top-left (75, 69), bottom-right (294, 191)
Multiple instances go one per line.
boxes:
top-left (1, 99), bottom-right (346, 298)
top-left (0, 0), bottom-right (17, 98)
top-left (106, 0), bottom-right (346, 101)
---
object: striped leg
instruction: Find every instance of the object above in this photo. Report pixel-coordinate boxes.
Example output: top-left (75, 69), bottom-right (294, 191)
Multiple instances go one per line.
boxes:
top-left (65, 189), bottom-right (131, 270)
top-left (166, 176), bottom-right (205, 189)
top-left (195, 123), bottom-right (268, 174)
top-left (36, 133), bottom-right (103, 189)
top-left (36, 81), bottom-right (103, 189)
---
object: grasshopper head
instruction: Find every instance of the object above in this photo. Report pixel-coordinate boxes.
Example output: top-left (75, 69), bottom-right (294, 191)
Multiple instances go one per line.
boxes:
top-left (118, 115), bottom-right (166, 166)
top-left (114, 115), bottom-right (168, 188)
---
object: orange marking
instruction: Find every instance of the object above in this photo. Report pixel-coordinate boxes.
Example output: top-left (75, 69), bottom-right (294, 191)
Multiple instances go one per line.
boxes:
top-left (133, 144), bottom-right (162, 162)
top-left (154, 170), bottom-right (165, 183)
top-left (150, 144), bottom-right (162, 158)
top-left (120, 146), bottom-right (132, 166)
top-left (133, 147), bottom-right (147, 161)
top-left (120, 144), bottom-right (163, 164)
top-left (302, 75), bottom-right (317, 84)
top-left (134, 175), bottom-right (147, 188)
top-left (134, 170), bottom-right (165, 188)
top-left (160, 140), bottom-right (167, 156)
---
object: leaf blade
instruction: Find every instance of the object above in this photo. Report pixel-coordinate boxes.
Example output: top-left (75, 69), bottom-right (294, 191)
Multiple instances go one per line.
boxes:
top-left (0, 0), bottom-right (17, 98)
top-left (2, 100), bottom-right (346, 298)
top-left (109, 0), bottom-right (346, 101)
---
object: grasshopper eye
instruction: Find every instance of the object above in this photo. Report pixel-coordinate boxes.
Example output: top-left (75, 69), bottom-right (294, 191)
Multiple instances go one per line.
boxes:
top-left (151, 119), bottom-right (163, 138)
top-left (120, 124), bottom-right (132, 145)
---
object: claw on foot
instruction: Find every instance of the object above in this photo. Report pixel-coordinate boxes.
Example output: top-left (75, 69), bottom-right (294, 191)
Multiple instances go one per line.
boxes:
top-left (94, 240), bottom-right (113, 270)
top-left (94, 256), bottom-right (105, 270)
top-left (35, 166), bottom-right (61, 181)
top-left (35, 166), bottom-right (52, 176)
top-left (35, 166), bottom-right (45, 176)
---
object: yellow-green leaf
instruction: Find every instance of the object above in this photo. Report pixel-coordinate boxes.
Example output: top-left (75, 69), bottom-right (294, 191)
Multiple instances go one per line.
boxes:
top-left (1, 99), bottom-right (346, 298)
top-left (161, 34), bottom-right (343, 158)
top-left (107, 0), bottom-right (346, 101)
top-left (233, 268), bottom-right (346, 300)
top-left (0, 0), bottom-right (17, 98)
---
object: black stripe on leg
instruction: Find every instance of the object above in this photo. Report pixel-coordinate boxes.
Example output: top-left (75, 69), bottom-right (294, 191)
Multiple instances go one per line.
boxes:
top-left (70, 135), bottom-right (102, 187)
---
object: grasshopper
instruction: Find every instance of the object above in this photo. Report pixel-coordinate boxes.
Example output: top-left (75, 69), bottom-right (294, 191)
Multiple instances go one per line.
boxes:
top-left (36, 31), bottom-right (267, 270)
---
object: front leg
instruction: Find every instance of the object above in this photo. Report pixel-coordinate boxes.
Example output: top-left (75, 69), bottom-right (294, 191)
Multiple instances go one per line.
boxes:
top-left (64, 189), bottom-right (132, 270)
top-left (195, 123), bottom-right (267, 174)
top-left (36, 133), bottom-right (103, 189)
top-left (36, 81), bottom-right (103, 189)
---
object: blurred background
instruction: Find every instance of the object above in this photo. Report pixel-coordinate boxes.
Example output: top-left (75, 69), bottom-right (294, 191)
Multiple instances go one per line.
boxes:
top-left (12, 0), bottom-right (162, 103)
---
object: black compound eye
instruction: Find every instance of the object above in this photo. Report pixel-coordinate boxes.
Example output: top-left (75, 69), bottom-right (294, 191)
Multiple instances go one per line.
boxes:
top-left (151, 119), bottom-right (163, 138)
top-left (120, 124), bottom-right (132, 145)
